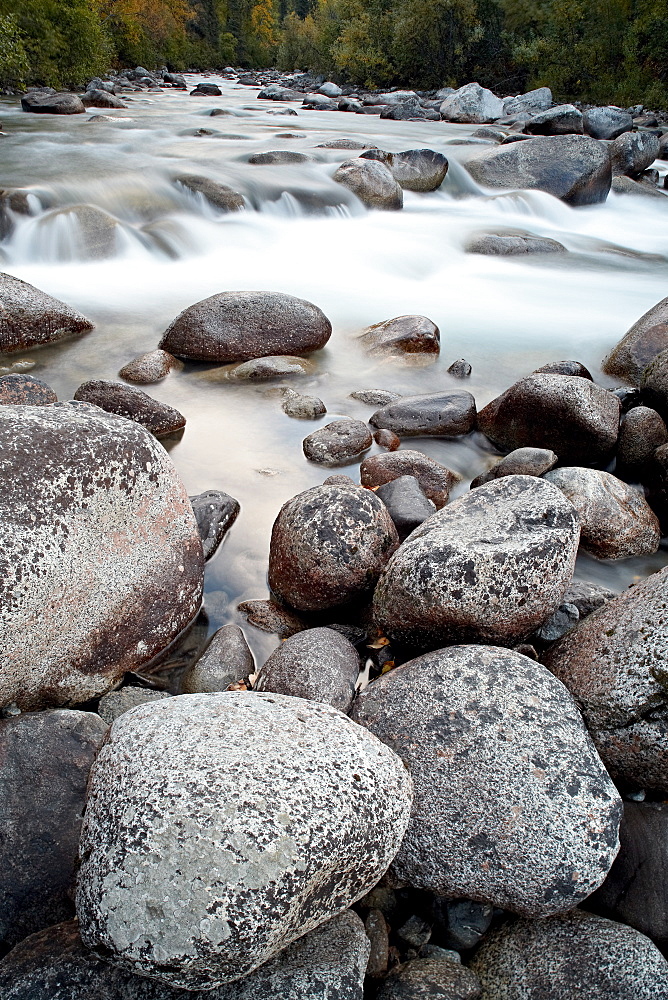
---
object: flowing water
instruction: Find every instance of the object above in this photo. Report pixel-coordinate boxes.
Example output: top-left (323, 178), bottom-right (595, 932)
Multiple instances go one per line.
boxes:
top-left (2, 75), bottom-right (668, 668)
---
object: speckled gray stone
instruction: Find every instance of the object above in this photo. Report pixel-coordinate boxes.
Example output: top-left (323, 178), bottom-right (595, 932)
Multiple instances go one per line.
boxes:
top-left (73, 380), bottom-right (186, 438)
top-left (333, 159), bottom-right (403, 210)
top-left (351, 645), bottom-right (621, 916)
top-left (119, 350), bottom-right (182, 385)
top-left (373, 475), bottom-right (579, 650)
top-left (470, 910), bottom-right (668, 999)
top-left (0, 910), bottom-right (370, 999)
top-left (282, 388), bottom-right (326, 419)
top-left (375, 958), bottom-right (481, 1000)
top-left (182, 625), bottom-right (255, 694)
top-left (76, 692), bottom-right (412, 989)
top-left (470, 447), bottom-right (557, 488)
top-left (360, 316), bottom-right (440, 356)
top-left (360, 450), bottom-right (458, 508)
top-left (0, 272), bottom-right (93, 352)
top-left (0, 710), bottom-right (107, 946)
top-left (0, 404), bottom-right (203, 710)
top-left (268, 483), bottom-right (399, 612)
top-left (255, 627), bottom-right (360, 712)
top-left (97, 688), bottom-right (171, 723)
top-left (543, 467), bottom-right (660, 559)
top-left (544, 566), bottom-right (668, 792)
top-left (603, 296), bottom-right (668, 384)
top-left (563, 579), bottom-right (615, 618)
top-left (617, 406), bottom-right (668, 470)
top-left (610, 130), bottom-right (659, 177)
top-left (0, 374), bottom-right (57, 405)
top-left (303, 419), bottom-right (373, 466)
top-left (369, 391), bottom-right (476, 438)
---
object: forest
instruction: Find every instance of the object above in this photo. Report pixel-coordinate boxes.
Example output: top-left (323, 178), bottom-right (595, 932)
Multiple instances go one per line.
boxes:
top-left (2, 0), bottom-right (668, 107)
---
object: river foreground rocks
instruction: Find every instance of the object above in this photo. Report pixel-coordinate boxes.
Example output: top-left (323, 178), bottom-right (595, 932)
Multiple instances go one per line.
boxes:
top-left (0, 403), bottom-right (204, 710)
top-left (0, 272), bottom-right (94, 352)
top-left (351, 645), bottom-right (621, 916)
top-left (75, 692), bottom-right (412, 989)
top-left (373, 475), bottom-right (579, 650)
top-left (603, 295), bottom-right (668, 384)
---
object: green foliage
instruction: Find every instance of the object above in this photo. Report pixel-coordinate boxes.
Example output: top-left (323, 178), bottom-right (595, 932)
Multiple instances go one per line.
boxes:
top-left (0, 14), bottom-right (29, 88)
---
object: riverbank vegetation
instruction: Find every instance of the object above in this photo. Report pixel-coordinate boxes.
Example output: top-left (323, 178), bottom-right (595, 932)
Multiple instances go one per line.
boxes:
top-left (1, 0), bottom-right (667, 106)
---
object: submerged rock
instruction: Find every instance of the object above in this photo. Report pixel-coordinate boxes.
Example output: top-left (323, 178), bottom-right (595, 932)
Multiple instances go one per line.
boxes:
top-left (175, 175), bottom-right (244, 212)
top-left (38, 204), bottom-right (120, 259)
top-left (0, 272), bottom-right (93, 352)
top-left (119, 349), bottom-right (181, 384)
top-left (466, 233), bottom-right (566, 255)
top-left (302, 419), bottom-right (372, 466)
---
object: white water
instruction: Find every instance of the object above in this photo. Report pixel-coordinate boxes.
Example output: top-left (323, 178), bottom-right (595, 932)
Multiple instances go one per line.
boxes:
top-left (2, 75), bottom-right (667, 665)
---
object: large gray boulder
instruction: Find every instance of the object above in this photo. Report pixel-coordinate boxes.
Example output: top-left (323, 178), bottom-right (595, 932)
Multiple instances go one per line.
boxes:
top-left (21, 92), bottom-right (85, 114)
top-left (0, 710), bottom-right (107, 946)
top-left (37, 205), bottom-right (120, 260)
top-left (268, 482), bottom-right (398, 612)
top-left (503, 87), bottom-right (552, 117)
top-left (160, 291), bottom-right (332, 363)
top-left (544, 566), bottom-right (668, 792)
top-left (440, 83), bottom-right (504, 123)
top-left (639, 348), bottom-right (668, 422)
top-left (470, 910), bottom-right (668, 999)
top-left (369, 391), bottom-right (476, 437)
top-left (333, 159), bottom-right (403, 210)
top-left (81, 90), bottom-right (127, 109)
top-left (351, 645), bottom-right (621, 916)
top-left (0, 404), bottom-right (203, 711)
top-left (360, 450), bottom-right (458, 508)
top-left (255, 627), bottom-right (360, 713)
top-left (75, 692), bottom-right (412, 989)
top-left (381, 149), bottom-right (449, 192)
top-left (465, 135), bottom-right (612, 205)
top-left (602, 295), bottom-right (668, 384)
top-left (524, 104), bottom-right (583, 135)
top-left (583, 106), bottom-right (634, 140)
top-left (373, 476), bottom-right (580, 650)
top-left (610, 130), bottom-right (659, 177)
top-left (0, 272), bottom-right (93, 352)
top-left (477, 374), bottom-right (620, 464)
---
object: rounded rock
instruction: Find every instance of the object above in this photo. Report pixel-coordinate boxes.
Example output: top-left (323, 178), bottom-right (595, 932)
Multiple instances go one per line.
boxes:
top-left (303, 419), bottom-right (372, 466)
top-left (376, 957), bottom-right (481, 1000)
top-left (603, 297), bottom-right (668, 385)
top-left (119, 350), bottom-right (181, 385)
top-left (333, 159), bottom-right (403, 210)
top-left (360, 450), bottom-right (459, 508)
top-left (470, 446), bottom-right (557, 488)
top-left (0, 272), bottom-right (93, 353)
top-left (360, 315), bottom-right (440, 356)
top-left (73, 380), bottom-right (186, 438)
top-left (255, 627), bottom-right (360, 713)
top-left (181, 625), bottom-right (254, 694)
top-left (369, 391), bottom-right (476, 438)
top-left (0, 374), bottom-right (57, 405)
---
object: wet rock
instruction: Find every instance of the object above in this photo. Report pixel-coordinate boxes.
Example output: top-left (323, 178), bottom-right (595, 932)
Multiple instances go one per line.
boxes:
top-left (533, 359), bottom-right (593, 377)
top-left (0, 373), bottom-right (57, 404)
top-left (237, 600), bottom-right (306, 639)
top-left (618, 405), bottom-right (668, 471)
top-left (181, 624), bottom-right (254, 694)
top-left (97, 687), bottom-right (170, 723)
top-left (257, 84), bottom-right (304, 101)
top-left (472, 127), bottom-right (507, 141)
top-left (39, 204), bottom-right (119, 259)
top-left (365, 908), bottom-right (390, 977)
top-left (119, 349), bottom-right (181, 384)
top-left (0, 710), bottom-right (107, 946)
top-left (255, 626), bottom-right (360, 713)
top-left (440, 83), bottom-right (504, 123)
top-left (75, 692), bottom-right (413, 989)
top-left (503, 87), bottom-right (552, 117)
top-left (268, 482), bottom-right (398, 612)
top-left (266, 107), bottom-right (298, 115)
top-left (0, 272), bottom-right (93, 352)
top-left (160, 291), bottom-right (332, 364)
top-left (477, 374), bottom-right (620, 464)
top-left (533, 602), bottom-right (580, 644)
top-left (448, 359), bottom-right (472, 378)
top-left (374, 428), bottom-right (401, 450)
top-left (73, 380), bottom-right (186, 438)
top-left (333, 159), bottom-right (403, 210)
top-left (466, 233), bottom-right (566, 255)
top-left (544, 466), bottom-right (660, 559)
top-left (190, 83), bottom-right (222, 96)
top-left (316, 138), bottom-right (376, 149)
top-left (352, 644), bottom-right (621, 915)
top-left (584, 106), bottom-right (634, 140)
top-left (282, 388), bottom-right (326, 419)
top-left (388, 149), bottom-right (449, 191)
top-left (610, 131), bottom-right (660, 177)
top-left (369, 391), bottom-right (476, 438)
top-left (189, 489), bottom-right (240, 561)
top-left (470, 446), bottom-right (558, 488)
top-left (81, 90), bottom-right (127, 109)
top-left (640, 349), bottom-right (668, 422)
top-left (360, 315), bottom-right (440, 356)
top-left (373, 475), bottom-right (579, 649)
top-left (0, 404), bottom-right (203, 710)
top-left (380, 99), bottom-right (433, 121)
top-left (302, 94), bottom-right (339, 110)
top-left (350, 389), bottom-right (402, 406)
top-left (563, 579), bottom-right (615, 618)
top-left (360, 450), bottom-right (458, 508)
top-left (21, 92), bottom-right (85, 114)
top-left (603, 296), bottom-right (668, 384)
top-left (470, 910), bottom-right (668, 999)
top-left (163, 72), bottom-right (187, 88)
top-left (225, 355), bottom-right (314, 380)
top-left (175, 175), bottom-right (244, 212)
top-left (375, 475), bottom-right (436, 540)
top-left (465, 135), bottom-right (612, 206)
top-left (524, 104), bottom-right (583, 135)
top-left (586, 801), bottom-right (668, 952)
top-left (318, 82), bottom-right (343, 97)
top-left (434, 899), bottom-right (493, 950)
top-left (249, 150), bottom-right (314, 165)
top-left (376, 958), bottom-right (481, 1000)
top-left (544, 565), bottom-right (668, 792)
top-left (303, 419), bottom-right (373, 466)
top-left (612, 175), bottom-right (667, 197)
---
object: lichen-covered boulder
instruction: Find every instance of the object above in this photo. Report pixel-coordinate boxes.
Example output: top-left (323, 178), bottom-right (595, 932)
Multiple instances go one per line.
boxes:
top-left (75, 692), bottom-right (413, 989)
top-left (373, 476), bottom-right (579, 650)
top-left (255, 627), bottom-right (360, 713)
top-left (0, 403), bottom-right (204, 710)
top-left (0, 272), bottom-right (93, 352)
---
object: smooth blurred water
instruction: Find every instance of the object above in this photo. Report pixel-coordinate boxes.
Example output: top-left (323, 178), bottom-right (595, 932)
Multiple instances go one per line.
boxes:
top-left (2, 75), bottom-right (667, 664)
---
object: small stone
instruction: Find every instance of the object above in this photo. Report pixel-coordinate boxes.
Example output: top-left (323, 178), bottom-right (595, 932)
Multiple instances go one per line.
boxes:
top-left (365, 908), bottom-right (390, 977)
top-left (360, 315), bottom-right (440, 356)
top-left (119, 349), bottom-right (181, 384)
top-left (237, 600), bottom-right (306, 639)
top-left (224, 356), bottom-right (315, 381)
top-left (375, 475), bottom-right (436, 540)
top-left (360, 450), bottom-right (458, 508)
top-left (190, 489), bottom-right (240, 561)
top-left (435, 899), bottom-right (494, 950)
top-left (533, 602), bottom-right (580, 644)
top-left (533, 359), bottom-right (593, 378)
top-left (181, 625), bottom-right (255, 694)
top-left (73, 380), bottom-right (186, 438)
top-left (255, 626), bottom-right (360, 713)
top-left (97, 688), bottom-right (170, 723)
top-left (397, 915), bottom-right (432, 948)
top-left (303, 419), bottom-right (373, 466)
top-left (470, 446), bottom-right (558, 488)
top-left (563, 579), bottom-right (615, 618)
top-left (350, 389), bottom-right (402, 406)
top-left (282, 388), bottom-right (326, 419)
top-left (448, 359), bottom-right (472, 378)
top-left (374, 428), bottom-right (401, 450)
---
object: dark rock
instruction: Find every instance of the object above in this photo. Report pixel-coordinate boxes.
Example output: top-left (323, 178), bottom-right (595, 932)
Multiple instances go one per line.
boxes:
top-left (268, 482), bottom-right (398, 612)
top-left (447, 359), bottom-right (472, 378)
top-left (333, 159), bottom-right (403, 210)
top-left (266, 107), bottom-right (298, 115)
top-left (160, 291), bottom-right (332, 363)
top-left (374, 428), bottom-right (401, 450)
top-left (303, 419), bottom-right (372, 466)
top-left (190, 84), bottom-right (222, 96)
top-left (365, 909), bottom-right (390, 977)
top-left (351, 644), bottom-right (621, 914)
top-left (360, 450), bottom-right (458, 508)
top-left (380, 99), bottom-right (431, 121)
top-left (613, 386), bottom-right (643, 411)
top-left (583, 107), bottom-right (634, 140)
top-left (360, 315), bottom-right (440, 356)
top-left (175, 175), bottom-right (244, 212)
top-left (190, 489), bottom-right (240, 560)
top-left (618, 405), bottom-right (668, 471)
top-left (612, 175), bottom-right (667, 198)
top-left (248, 150), bottom-right (314, 164)
top-left (533, 602), bottom-right (580, 644)
top-left (640, 349), bottom-right (668, 422)
top-left (470, 446), bottom-right (558, 488)
top-left (563, 579), bottom-right (615, 618)
top-left (163, 73), bottom-right (186, 88)
top-left (0, 710), bottom-right (106, 946)
top-left (440, 83), bottom-right (504, 123)
top-left (610, 131), bottom-right (660, 177)
top-left (81, 90), bottom-right (127, 110)
top-left (282, 388), bottom-right (326, 419)
top-left (603, 296), bottom-right (668, 384)
top-left (255, 626), bottom-right (360, 712)
top-left (0, 374), bottom-right (57, 405)
top-left (434, 899), bottom-right (493, 950)
top-left (376, 957), bottom-right (481, 1000)
top-left (181, 624), bottom-right (254, 694)
top-left (465, 135), bottom-right (612, 206)
top-left (533, 359), bottom-right (593, 378)
top-left (524, 104), bottom-right (583, 135)
top-left (21, 92), bottom-right (85, 114)
top-left (478, 374), bottom-right (620, 464)
top-left (0, 272), bottom-right (93, 352)
top-left (119, 349), bottom-right (181, 385)
top-left (302, 94), bottom-right (339, 110)
top-left (386, 149), bottom-right (449, 191)
top-left (97, 688), bottom-right (170, 723)
top-left (375, 475), bottom-right (436, 540)
top-left (466, 233), bottom-right (566, 255)
top-left (369, 391), bottom-right (476, 438)
top-left (237, 600), bottom-right (306, 638)
top-left (73, 380), bottom-right (186, 438)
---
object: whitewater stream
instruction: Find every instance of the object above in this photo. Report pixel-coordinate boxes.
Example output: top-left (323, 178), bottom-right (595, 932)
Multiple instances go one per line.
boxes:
top-left (3, 74), bottom-right (668, 669)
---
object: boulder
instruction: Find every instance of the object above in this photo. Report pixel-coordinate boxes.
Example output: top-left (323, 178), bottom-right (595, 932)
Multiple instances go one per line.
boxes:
top-left (470, 446), bottom-right (557, 488)
top-left (0, 404), bottom-right (203, 710)
top-left (375, 958), bottom-right (481, 1000)
top-left (375, 475), bottom-right (436, 540)
top-left (97, 688), bottom-right (170, 723)
top-left (440, 83), bottom-right (505, 123)
top-left (379, 99), bottom-right (432, 121)
top-left (175, 175), bottom-right (244, 212)
top-left (610, 131), bottom-right (659, 177)
top-left (369, 391), bottom-right (476, 437)
top-left (268, 482), bottom-right (398, 612)
top-left (524, 104), bottom-right (583, 135)
top-left (611, 175), bottom-right (667, 198)
top-left (583, 106), bottom-right (634, 140)
top-left (181, 624), bottom-right (254, 694)
top-left (73, 380), bottom-right (186, 438)
top-left (333, 159), bottom-right (403, 210)
top-left (190, 83), bottom-right (222, 96)
top-left (360, 450), bottom-right (459, 508)
top-left (190, 489), bottom-right (240, 560)
top-left (0, 374), bottom-right (57, 405)
top-left (544, 467), bottom-right (660, 559)
top-left (351, 389), bottom-right (401, 406)
top-left (351, 645), bottom-right (621, 915)
top-left (640, 349), bottom-right (668, 422)
top-left (257, 84), bottom-right (304, 101)
top-left (466, 233), bottom-right (566, 255)
top-left (544, 565), bottom-right (668, 791)
top-left (602, 296), bottom-right (668, 384)
top-left (360, 315), bottom-right (440, 356)
top-left (366, 91), bottom-right (418, 105)
top-left (160, 291), bottom-right (332, 363)
top-left (248, 150), bottom-right (314, 164)
top-left (318, 82), bottom-right (343, 97)
top-left (617, 405), bottom-right (668, 470)
top-left (119, 349), bottom-right (181, 384)
top-left (533, 359), bottom-right (593, 377)
top-left (373, 475), bottom-right (580, 649)
top-left (75, 692), bottom-right (413, 989)
top-left (163, 72), bottom-right (187, 88)
top-left (470, 910), bottom-right (668, 999)
top-left (387, 149), bottom-right (449, 192)
top-left (21, 92), bottom-right (85, 114)
top-left (81, 90), bottom-right (127, 110)
top-left (465, 135), bottom-right (612, 206)
top-left (502, 87), bottom-right (552, 117)
top-left (223, 356), bottom-right (314, 381)
top-left (0, 710), bottom-right (107, 946)
top-left (255, 627), bottom-right (360, 712)
top-left (302, 419), bottom-right (372, 466)
top-left (477, 374), bottom-right (621, 464)
top-left (0, 272), bottom-right (93, 352)
top-left (302, 94), bottom-right (339, 110)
